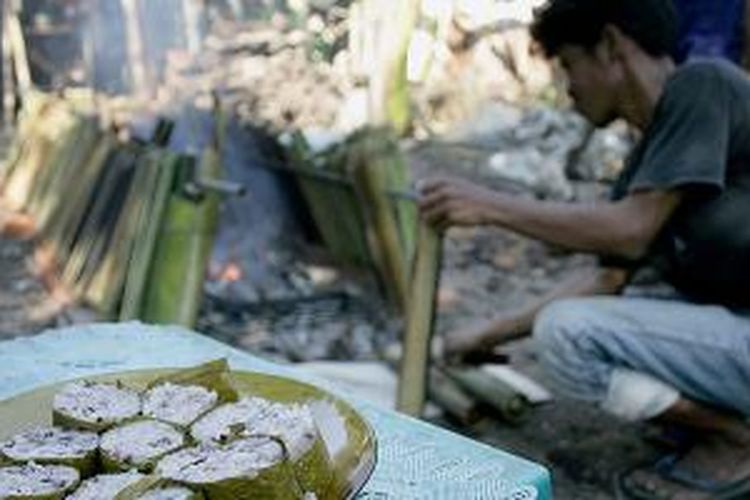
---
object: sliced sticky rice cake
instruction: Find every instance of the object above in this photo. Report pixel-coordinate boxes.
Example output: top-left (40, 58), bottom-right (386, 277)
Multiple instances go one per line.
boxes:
top-left (67, 471), bottom-right (145, 500)
top-left (190, 397), bottom-right (333, 497)
top-left (101, 420), bottom-right (185, 473)
top-left (156, 437), bottom-right (303, 500)
top-left (0, 463), bottom-right (80, 499)
top-left (53, 382), bottom-right (141, 432)
top-left (0, 427), bottom-right (98, 477)
top-left (136, 486), bottom-right (202, 500)
top-left (142, 383), bottom-right (218, 428)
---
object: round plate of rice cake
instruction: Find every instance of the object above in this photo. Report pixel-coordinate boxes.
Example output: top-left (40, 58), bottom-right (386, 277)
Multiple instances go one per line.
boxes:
top-left (0, 368), bottom-right (377, 500)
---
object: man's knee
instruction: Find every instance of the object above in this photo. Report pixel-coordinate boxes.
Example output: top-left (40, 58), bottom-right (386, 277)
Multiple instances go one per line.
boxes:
top-left (533, 298), bottom-right (598, 353)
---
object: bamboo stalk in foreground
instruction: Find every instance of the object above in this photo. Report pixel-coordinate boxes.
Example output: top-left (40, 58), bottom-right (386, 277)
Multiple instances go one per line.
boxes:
top-left (396, 220), bottom-right (442, 417)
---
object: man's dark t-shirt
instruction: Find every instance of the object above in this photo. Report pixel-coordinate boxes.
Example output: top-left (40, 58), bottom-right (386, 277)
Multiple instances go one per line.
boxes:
top-left (611, 60), bottom-right (750, 308)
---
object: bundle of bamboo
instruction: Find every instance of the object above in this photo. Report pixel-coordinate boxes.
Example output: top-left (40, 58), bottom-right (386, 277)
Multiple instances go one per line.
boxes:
top-left (0, 93), bottom-right (226, 328)
top-left (290, 127), bottom-right (417, 311)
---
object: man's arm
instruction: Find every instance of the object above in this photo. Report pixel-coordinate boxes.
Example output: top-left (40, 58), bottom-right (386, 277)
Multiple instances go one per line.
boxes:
top-left (444, 266), bottom-right (629, 359)
top-left (419, 178), bottom-right (682, 260)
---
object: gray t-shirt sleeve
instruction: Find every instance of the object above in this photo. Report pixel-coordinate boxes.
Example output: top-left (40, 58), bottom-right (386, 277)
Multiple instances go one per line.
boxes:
top-left (628, 64), bottom-right (730, 196)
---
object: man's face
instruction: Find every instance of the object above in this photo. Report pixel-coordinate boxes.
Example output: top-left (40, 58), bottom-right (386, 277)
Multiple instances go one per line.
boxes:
top-left (558, 44), bottom-right (619, 127)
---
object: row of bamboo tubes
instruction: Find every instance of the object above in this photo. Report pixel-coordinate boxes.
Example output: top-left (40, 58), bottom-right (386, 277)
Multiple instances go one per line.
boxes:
top-left (0, 92), bottom-right (223, 328)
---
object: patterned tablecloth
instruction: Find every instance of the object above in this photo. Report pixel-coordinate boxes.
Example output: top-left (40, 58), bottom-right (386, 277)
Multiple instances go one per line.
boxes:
top-left (0, 323), bottom-right (552, 499)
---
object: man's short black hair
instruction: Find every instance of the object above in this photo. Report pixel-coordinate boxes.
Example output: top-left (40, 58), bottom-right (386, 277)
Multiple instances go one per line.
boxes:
top-left (531, 0), bottom-right (678, 58)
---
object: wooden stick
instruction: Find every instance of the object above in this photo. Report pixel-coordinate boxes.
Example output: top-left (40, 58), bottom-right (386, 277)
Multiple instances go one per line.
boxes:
top-left (396, 220), bottom-right (442, 417)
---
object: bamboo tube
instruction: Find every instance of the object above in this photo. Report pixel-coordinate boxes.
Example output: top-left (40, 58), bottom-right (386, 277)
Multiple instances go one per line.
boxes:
top-left (27, 114), bottom-right (95, 220)
top-left (3, 102), bottom-right (73, 211)
top-left (119, 151), bottom-right (179, 320)
top-left (35, 117), bottom-right (100, 230)
top-left (61, 146), bottom-right (138, 293)
top-left (142, 97), bottom-right (224, 327)
top-left (384, 136), bottom-right (417, 268)
top-left (46, 134), bottom-right (116, 260)
top-left (0, 92), bottom-right (53, 186)
top-left (396, 221), bottom-right (442, 417)
top-left (384, 0), bottom-right (419, 134)
top-left (429, 367), bottom-right (481, 425)
top-left (350, 131), bottom-right (410, 311)
top-left (446, 367), bottom-right (530, 424)
top-left (85, 147), bottom-right (164, 316)
top-left (289, 134), bottom-right (370, 266)
top-left (141, 155), bottom-right (219, 327)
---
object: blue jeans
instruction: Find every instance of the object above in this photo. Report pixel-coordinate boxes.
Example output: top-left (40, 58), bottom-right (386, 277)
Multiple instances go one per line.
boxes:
top-left (533, 297), bottom-right (750, 421)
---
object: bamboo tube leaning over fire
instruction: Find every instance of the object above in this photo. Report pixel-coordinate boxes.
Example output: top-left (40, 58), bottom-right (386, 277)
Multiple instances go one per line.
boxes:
top-left (141, 151), bottom-right (222, 327)
top-left (3, 101), bottom-right (73, 212)
top-left (396, 220), bottom-right (442, 417)
top-left (119, 152), bottom-right (179, 320)
top-left (34, 116), bottom-right (100, 230)
top-left (289, 133), bottom-right (371, 266)
top-left (445, 367), bottom-right (530, 424)
top-left (0, 92), bottom-right (54, 188)
top-left (85, 148), bottom-right (163, 316)
top-left (142, 102), bottom-right (224, 327)
top-left (25, 112), bottom-right (83, 218)
top-left (61, 146), bottom-right (139, 295)
top-left (45, 133), bottom-right (116, 261)
top-left (350, 130), bottom-right (411, 311)
top-left (326, 145), bottom-right (372, 265)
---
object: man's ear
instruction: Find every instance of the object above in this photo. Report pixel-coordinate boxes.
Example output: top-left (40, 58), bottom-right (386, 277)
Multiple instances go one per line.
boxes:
top-left (601, 24), bottom-right (628, 63)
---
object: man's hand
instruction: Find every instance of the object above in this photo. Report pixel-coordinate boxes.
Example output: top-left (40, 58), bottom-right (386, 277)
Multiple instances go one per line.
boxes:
top-left (418, 178), bottom-right (501, 231)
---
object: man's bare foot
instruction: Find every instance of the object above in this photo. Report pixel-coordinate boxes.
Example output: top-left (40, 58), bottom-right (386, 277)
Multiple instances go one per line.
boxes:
top-left (622, 425), bottom-right (750, 499)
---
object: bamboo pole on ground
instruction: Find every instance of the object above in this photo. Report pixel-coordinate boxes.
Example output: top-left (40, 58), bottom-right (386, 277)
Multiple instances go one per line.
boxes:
top-left (446, 367), bottom-right (530, 424)
top-left (429, 367), bottom-right (481, 425)
top-left (396, 220), bottom-right (442, 416)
